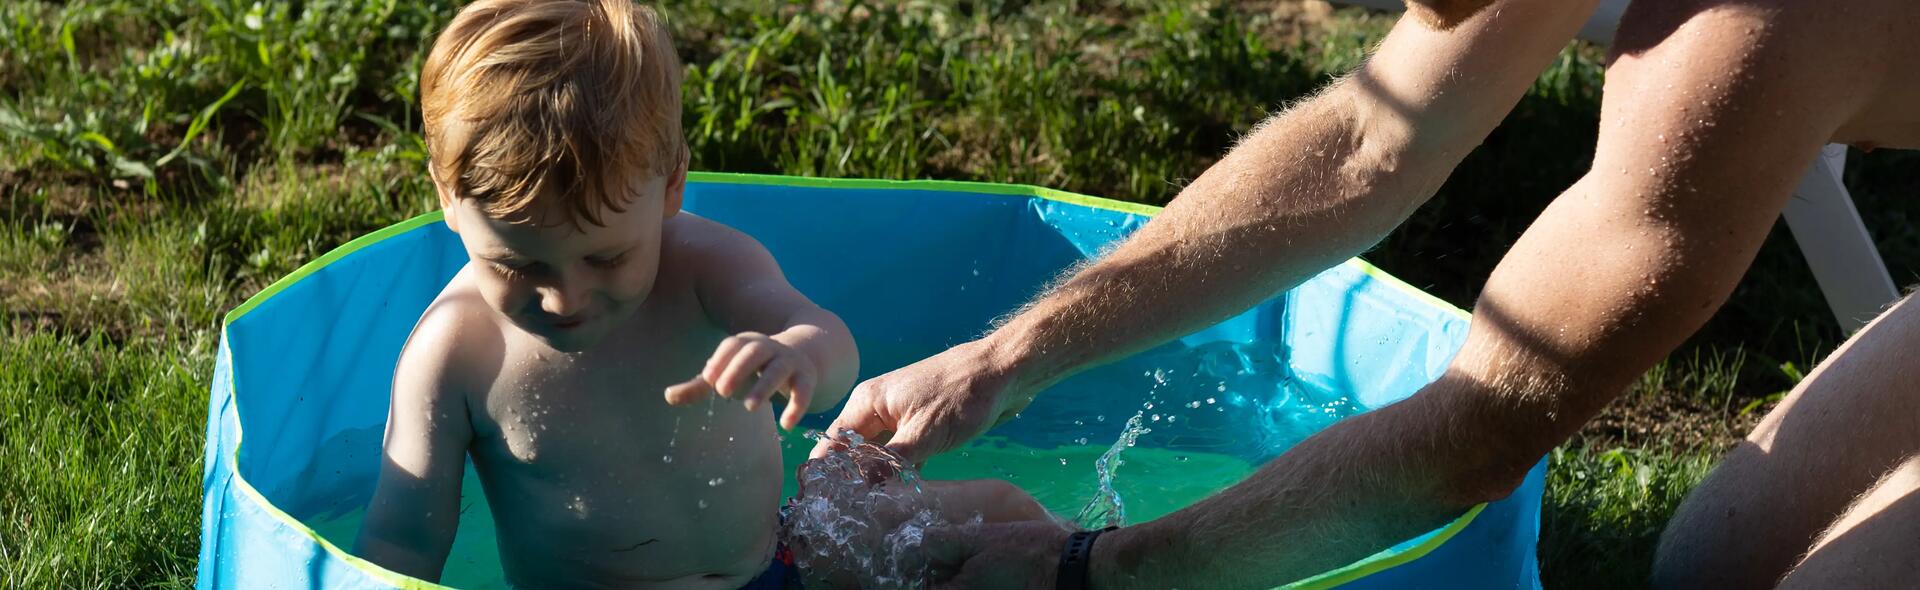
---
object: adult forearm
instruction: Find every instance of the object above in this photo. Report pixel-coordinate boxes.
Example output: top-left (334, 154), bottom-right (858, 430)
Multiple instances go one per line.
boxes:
top-left (985, 0), bottom-right (1600, 394)
top-left (1092, 377), bottom-right (1532, 588)
top-left (988, 92), bottom-right (1420, 393)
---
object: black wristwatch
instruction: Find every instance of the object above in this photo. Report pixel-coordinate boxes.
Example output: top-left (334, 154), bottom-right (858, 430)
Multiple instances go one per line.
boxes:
top-left (1057, 525), bottom-right (1118, 590)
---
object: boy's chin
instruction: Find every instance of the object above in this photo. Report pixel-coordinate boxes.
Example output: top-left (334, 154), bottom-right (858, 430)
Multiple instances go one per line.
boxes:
top-left (519, 321), bottom-right (613, 353)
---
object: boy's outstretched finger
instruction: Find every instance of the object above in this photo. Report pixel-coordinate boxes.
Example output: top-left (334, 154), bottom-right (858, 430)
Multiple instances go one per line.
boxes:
top-left (663, 377), bottom-right (715, 406)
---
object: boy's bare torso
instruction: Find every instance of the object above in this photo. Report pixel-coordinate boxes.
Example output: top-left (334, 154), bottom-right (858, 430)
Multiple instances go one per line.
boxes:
top-left (412, 215), bottom-right (783, 588)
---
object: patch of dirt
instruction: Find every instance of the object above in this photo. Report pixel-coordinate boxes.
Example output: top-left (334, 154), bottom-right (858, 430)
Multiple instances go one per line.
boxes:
top-left (1244, 0), bottom-right (1341, 47)
top-left (1572, 388), bottom-right (1770, 454)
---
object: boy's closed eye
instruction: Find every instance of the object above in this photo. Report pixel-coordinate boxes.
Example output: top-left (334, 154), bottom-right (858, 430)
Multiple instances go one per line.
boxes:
top-left (484, 249), bottom-right (628, 278)
top-left (585, 249), bottom-right (630, 269)
top-left (486, 258), bottom-right (542, 279)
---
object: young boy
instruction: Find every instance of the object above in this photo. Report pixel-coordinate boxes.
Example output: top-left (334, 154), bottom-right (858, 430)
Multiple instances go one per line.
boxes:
top-left (355, 1), bottom-right (1046, 588)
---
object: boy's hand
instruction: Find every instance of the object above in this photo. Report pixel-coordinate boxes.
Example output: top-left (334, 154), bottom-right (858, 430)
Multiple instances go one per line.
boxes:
top-left (665, 332), bottom-right (818, 430)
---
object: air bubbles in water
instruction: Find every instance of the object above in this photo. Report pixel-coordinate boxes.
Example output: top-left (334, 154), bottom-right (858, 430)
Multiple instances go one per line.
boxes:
top-left (783, 429), bottom-right (966, 589)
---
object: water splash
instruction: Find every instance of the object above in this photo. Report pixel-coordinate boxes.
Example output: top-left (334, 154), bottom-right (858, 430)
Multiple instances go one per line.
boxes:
top-left (1074, 412), bottom-right (1151, 528)
top-left (783, 429), bottom-right (967, 589)
top-left (662, 416), bottom-right (681, 464)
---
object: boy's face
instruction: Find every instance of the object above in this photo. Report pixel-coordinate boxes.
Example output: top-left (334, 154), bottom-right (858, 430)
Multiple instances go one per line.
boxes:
top-left (442, 171), bottom-right (685, 353)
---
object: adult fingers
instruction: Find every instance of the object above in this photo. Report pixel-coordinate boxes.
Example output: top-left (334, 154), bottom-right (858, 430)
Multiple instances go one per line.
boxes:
top-left (882, 413), bottom-right (948, 465)
top-left (922, 523), bottom-right (982, 568)
top-left (809, 391), bottom-right (892, 459)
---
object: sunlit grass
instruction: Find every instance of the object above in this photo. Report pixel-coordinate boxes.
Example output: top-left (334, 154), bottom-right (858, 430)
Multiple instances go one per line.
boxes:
top-left (0, 332), bottom-right (208, 588)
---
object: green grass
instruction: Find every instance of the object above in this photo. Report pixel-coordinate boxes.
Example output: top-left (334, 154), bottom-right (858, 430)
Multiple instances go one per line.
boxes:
top-left (1541, 445), bottom-right (1717, 589)
top-left (2, 0), bottom-right (1913, 587)
top-left (0, 331), bottom-right (208, 588)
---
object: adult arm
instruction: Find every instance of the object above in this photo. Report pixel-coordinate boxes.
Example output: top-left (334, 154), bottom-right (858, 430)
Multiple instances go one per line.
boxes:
top-left (818, 0), bottom-right (1601, 463)
top-left (1079, 3), bottom-right (1861, 587)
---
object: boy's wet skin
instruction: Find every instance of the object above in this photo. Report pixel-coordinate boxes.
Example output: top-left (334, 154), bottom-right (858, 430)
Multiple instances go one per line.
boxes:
top-left (354, 3), bottom-right (1056, 586)
top-left (367, 187), bottom-right (815, 586)
top-left (456, 213), bottom-right (790, 587)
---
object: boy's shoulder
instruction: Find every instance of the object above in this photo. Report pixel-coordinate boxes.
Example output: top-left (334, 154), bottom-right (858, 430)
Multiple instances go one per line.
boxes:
top-left (660, 213), bottom-right (779, 272)
top-left (394, 267), bottom-right (507, 399)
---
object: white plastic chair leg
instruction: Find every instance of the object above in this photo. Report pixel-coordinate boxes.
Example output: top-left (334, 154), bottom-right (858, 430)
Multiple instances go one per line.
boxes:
top-left (1781, 145), bottom-right (1900, 333)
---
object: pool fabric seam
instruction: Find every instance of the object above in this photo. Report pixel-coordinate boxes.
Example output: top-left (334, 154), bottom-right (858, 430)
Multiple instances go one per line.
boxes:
top-left (215, 172), bottom-right (1480, 589)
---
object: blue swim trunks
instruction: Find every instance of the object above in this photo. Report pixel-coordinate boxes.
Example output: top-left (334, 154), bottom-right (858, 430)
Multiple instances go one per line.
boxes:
top-left (736, 542), bottom-right (796, 590)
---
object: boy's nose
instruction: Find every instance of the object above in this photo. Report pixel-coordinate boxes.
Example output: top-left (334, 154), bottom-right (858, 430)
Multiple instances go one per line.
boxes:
top-left (537, 282), bottom-right (588, 318)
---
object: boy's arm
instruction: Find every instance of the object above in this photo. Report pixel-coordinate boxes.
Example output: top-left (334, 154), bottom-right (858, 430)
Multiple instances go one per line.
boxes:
top-left (355, 307), bottom-right (475, 581)
top-left (665, 219), bottom-right (859, 429)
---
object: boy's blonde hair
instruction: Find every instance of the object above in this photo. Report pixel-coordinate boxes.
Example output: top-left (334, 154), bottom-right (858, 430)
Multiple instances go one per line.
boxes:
top-left (422, 0), bottom-right (683, 225)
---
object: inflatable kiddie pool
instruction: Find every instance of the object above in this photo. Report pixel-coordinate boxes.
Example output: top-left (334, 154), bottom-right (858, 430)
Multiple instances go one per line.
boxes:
top-left (198, 173), bottom-right (1545, 589)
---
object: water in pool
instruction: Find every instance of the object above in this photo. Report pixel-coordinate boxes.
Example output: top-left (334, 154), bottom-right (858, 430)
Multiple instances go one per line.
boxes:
top-left (303, 341), bottom-right (1363, 588)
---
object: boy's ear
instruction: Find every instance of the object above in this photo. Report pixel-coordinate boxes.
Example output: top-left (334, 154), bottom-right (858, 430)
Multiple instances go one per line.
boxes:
top-left (662, 151), bottom-right (688, 219)
top-left (431, 166), bottom-right (461, 233)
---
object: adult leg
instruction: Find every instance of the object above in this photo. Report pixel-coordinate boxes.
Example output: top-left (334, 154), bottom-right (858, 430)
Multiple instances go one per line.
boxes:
top-left (1776, 453), bottom-right (1920, 589)
top-left (1654, 294), bottom-right (1920, 588)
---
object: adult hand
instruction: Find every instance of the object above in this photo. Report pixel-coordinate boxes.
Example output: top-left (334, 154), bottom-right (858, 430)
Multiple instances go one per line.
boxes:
top-left (809, 339), bottom-right (1033, 464)
top-left (927, 520), bottom-right (1074, 590)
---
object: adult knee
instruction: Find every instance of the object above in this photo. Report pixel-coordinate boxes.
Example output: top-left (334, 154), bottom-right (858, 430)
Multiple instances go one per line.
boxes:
top-left (1650, 444), bottom-right (1790, 590)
